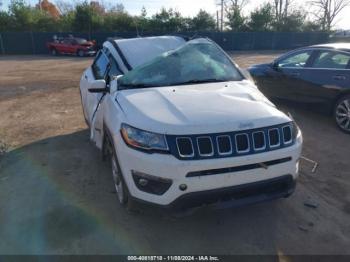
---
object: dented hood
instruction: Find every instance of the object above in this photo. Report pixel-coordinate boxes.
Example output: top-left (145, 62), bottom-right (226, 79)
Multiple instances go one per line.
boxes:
top-left (116, 80), bottom-right (291, 135)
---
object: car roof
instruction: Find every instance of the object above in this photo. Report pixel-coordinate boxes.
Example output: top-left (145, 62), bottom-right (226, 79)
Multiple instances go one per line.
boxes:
top-left (107, 36), bottom-right (186, 69)
top-left (310, 43), bottom-right (350, 52)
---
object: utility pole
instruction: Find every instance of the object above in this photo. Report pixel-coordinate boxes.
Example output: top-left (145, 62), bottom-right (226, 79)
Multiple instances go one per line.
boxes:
top-left (220, 0), bottom-right (224, 31)
top-left (216, 10), bottom-right (219, 31)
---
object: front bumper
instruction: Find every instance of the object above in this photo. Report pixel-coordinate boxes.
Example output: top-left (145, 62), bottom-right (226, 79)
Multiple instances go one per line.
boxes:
top-left (114, 132), bottom-right (302, 207)
top-left (84, 50), bottom-right (97, 56)
top-left (133, 174), bottom-right (295, 210)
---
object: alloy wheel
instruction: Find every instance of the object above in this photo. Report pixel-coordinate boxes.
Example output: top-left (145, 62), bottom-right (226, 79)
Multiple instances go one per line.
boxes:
top-left (111, 154), bottom-right (126, 204)
top-left (335, 99), bottom-right (350, 132)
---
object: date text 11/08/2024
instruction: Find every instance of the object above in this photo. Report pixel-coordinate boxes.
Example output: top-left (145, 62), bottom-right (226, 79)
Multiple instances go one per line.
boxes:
top-left (127, 256), bottom-right (220, 261)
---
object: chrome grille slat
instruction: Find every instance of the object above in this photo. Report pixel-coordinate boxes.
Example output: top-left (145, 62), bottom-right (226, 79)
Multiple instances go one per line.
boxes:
top-left (216, 135), bottom-right (232, 155)
top-left (197, 136), bottom-right (214, 157)
top-left (268, 128), bottom-right (280, 148)
top-left (253, 131), bottom-right (266, 151)
top-left (235, 133), bottom-right (250, 153)
top-left (176, 137), bottom-right (194, 158)
top-left (282, 125), bottom-right (293, 144)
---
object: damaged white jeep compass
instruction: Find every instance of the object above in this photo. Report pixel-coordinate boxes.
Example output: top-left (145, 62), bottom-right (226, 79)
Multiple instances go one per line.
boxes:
top-left (79, 36), bottom-right (303, 210)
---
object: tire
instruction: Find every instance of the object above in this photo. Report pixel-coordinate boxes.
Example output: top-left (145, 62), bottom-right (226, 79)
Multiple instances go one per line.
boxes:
top-left (78, 88), bottom-right (89, 128)
top-left (334, 95), bottom-right (350, 134)
top-left (77, 49), bottom-right (85, 57)
top-left (51, 48), bottom-right (58, 56)
top-left (106, 135), bottom-right (138, 211)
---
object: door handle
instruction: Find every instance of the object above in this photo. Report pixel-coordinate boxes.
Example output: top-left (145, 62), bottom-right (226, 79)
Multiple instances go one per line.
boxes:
top-left (333, 75), bottom-right (346, 81)
top-left (84, 74), bottom-right (88, 79)
top-left (289, 72), bottom-right (300, 77)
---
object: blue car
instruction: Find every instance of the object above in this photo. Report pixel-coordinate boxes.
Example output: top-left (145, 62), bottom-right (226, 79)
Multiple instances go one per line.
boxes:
top-left (249, 43), bottom-right (350, 133)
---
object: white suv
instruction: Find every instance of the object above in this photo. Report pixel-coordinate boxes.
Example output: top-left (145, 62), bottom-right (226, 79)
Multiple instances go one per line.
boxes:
top-left (79, 36), bottom-right (303, 210)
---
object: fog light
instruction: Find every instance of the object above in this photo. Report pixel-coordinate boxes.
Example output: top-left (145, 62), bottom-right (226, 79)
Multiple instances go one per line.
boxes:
top-left (131, 170), bottom-right (172, 195)
top-left (138, 178), bottom-right (148, 187)
top-left (179, 184), bottom-right (187, 191)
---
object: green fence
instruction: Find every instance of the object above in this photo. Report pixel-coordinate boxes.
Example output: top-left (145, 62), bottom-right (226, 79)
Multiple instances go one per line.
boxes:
top-left (0, 31), bottom-right (330, 55)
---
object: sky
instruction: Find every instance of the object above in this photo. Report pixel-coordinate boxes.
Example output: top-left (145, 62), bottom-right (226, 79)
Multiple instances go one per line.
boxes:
top-left (1, 0), bottom-right (350, 29)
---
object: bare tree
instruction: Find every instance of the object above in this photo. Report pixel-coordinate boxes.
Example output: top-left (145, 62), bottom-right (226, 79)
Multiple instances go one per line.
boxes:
top-left (221, 0), bottom-right (249, 30)
top-left (273, 0), bottom-right (293, 23)
top-left (55, 0), bottom-right (74, 14)
top-left (223, 0), bottom-right (249, 13)
top-left (310, 0), bottom-right (350, 30)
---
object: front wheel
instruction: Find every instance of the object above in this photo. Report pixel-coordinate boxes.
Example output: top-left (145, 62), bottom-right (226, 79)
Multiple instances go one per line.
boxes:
top-left (111, 152), bottom-right (128, 205)
top-left (106, 135), bottom-right (138, 212)
top-left (334, 95), bottom-right (350, 133)
top-left (51, 48), bottom-right (58, 56)
top-left (77, 50), bottom-right (85, 57)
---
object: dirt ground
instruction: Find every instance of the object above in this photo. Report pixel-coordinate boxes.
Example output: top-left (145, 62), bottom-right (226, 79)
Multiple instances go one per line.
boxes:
top-left (0, 52), bottom-right (349, 255)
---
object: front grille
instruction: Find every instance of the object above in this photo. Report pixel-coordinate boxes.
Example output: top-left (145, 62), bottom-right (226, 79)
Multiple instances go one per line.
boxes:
top-left (167, 123), bottom-right (295, 160)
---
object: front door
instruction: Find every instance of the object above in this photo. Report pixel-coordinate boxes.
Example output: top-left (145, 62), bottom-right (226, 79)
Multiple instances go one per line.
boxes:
top-left (271, 49), bottom-right (314, 101)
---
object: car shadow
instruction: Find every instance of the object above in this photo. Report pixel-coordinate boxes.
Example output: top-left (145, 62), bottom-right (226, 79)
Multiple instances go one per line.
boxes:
top-left (0, 129), bottom-right (293, 255)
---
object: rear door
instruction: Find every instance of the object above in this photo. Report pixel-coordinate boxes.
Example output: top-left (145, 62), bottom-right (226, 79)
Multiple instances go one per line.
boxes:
top-left (293, 49), bottom-right (350, 111)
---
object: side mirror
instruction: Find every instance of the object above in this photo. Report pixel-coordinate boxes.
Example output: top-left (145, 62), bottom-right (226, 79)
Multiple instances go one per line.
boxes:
top-left (271, 61), bottom-right (279, 70)
top-left (240, 68), bottom-right (254, 82)
top-left (109, 75), bottom-right (123, 93)
top-left (88, 79), bottom-right (108, 93)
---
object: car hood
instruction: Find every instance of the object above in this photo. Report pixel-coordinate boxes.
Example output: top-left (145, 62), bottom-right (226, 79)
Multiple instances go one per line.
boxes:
top-left (116, 80), bottom-right (291, 134)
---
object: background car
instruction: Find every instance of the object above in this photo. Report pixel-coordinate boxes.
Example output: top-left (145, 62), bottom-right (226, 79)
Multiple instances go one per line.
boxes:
top-left (248, 43), bottom-right (350, 133)
top-left (330, 30), bottom-right (350, 41)
top-left (47, 36), bottom-right (96, 57)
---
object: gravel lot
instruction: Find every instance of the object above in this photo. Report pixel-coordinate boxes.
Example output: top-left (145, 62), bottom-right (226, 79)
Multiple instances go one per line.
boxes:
top-left (0, 52), bottom-right (349, 255)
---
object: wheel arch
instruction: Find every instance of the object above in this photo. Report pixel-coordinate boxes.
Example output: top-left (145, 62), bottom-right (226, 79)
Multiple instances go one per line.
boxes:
top-left (102, 123), bottom-right (114, 159)
top-left (333, 89), bottom-right (350, 112)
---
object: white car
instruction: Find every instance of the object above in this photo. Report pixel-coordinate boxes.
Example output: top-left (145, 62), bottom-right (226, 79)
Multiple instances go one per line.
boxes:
top-left (79, 36), bottom-right (303, 210)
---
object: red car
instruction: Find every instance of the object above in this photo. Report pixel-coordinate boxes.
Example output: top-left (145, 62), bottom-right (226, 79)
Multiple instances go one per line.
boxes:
top-left (47, 37), bottom-right (97, 57)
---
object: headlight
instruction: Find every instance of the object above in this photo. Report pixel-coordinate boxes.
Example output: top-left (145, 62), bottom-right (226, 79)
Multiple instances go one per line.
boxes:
top-left (287, 113), bottom-right (301, 140)
top-left (292, 121), bottom-right (301, 139)
top-left (291, 120), bottom-right (301, 140)
top-left (120, 123), bottom-right (169, 152)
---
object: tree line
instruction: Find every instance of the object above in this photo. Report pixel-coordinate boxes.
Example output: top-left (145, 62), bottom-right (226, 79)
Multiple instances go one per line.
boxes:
top-left (0, 0), bottom-right (348, 33)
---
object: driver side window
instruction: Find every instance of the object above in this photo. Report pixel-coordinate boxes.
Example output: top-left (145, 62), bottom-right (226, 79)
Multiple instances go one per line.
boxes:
top-left (92, 51), bottom-right (109, 80)
top-left (278, 51), bottom-right (312, 68)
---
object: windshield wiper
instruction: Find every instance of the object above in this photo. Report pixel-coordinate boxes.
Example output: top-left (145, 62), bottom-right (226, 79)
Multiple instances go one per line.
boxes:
top-left (169, 78), bottom-right (228, 86)
top-left (119, 83), bottom-right (158, 89)
top-left (120, 79), bottom-right (229, 89)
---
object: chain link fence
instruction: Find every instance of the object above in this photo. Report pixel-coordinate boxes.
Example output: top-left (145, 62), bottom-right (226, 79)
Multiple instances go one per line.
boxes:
top-left (0, 31), bottom-right (330, 55)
